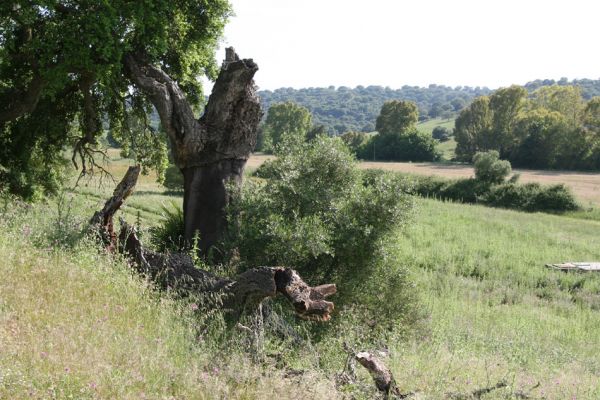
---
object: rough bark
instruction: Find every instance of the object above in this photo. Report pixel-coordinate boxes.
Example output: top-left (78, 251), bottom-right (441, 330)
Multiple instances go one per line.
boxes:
top-left (92, 166), bottom-right (335, 322)
top-left (89, 165), bottom-right (141, 251)
top-left (123, 49), bottom-right (262, 253)
top-left (118, 222), bottom-right (335, 321)
top-left (355, 351), bottom-right (397, 397)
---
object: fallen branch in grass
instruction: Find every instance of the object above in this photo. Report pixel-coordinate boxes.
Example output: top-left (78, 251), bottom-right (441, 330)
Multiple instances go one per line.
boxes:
top-left (91, 166), bottom-right (336, 322)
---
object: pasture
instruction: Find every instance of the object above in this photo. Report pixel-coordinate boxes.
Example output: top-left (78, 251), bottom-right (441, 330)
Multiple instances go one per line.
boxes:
top-left (2, 151), bottom-right (600, 398)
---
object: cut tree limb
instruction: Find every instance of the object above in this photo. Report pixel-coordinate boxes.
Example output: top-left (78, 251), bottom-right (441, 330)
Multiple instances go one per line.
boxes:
top-left (355, 351), bottom-right (397, 396)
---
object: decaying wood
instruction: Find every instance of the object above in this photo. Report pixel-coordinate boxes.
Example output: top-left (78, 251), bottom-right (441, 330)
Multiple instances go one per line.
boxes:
top-left (124, 47), bottom-right (262, 253)
top-left (89, 165), bottom-right (140, 251)
top-left (91, 165), bottom-right (335, 321)
top-left (118, 222), bottom-right (335, 321)
top-left (355, 351), bottom-right (397, 397)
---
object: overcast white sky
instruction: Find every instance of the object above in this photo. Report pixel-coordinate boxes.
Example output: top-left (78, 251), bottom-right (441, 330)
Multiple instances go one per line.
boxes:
top-left (212, 0), bottom-right (600, 91)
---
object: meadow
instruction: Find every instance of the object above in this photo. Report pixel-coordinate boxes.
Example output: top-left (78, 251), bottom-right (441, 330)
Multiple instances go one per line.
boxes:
top-left (2, 151), bottom-right (600, 399)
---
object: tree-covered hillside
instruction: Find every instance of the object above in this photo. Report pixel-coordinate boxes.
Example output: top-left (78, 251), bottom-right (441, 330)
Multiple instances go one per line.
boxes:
top-left (258, 79), bottom-right (600, 135)
top-left (259, 85), bottom-right (491, 134)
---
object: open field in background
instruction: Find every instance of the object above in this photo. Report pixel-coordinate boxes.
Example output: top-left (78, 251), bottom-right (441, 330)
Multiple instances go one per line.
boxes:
top-left (416, 117), bottom-right (455, 134)
top-left (248, 154), bottom-right (600, 207)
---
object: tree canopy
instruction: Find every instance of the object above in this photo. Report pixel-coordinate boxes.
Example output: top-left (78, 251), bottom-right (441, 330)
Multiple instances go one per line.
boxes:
top-left (261, 101), bottom-right (312, 152)
top-left (375, 100), bottom-right (418, 135)
top-left (454, 84), bottom-right (600, 170)
top-left (0, 0), bottom-right (231, 198)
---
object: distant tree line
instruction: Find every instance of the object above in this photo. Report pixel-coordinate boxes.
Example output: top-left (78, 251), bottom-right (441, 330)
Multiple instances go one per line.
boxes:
top-left (455, 85), bottom-right (600, 170)
top-left (258, 99), bottom-right (439, 162)
top-left (258, 79), bottom-right (600, 135)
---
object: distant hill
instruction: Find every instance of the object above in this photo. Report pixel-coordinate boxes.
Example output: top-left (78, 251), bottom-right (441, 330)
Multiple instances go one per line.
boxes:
top-left (258, 78), bottom-right (600, 135)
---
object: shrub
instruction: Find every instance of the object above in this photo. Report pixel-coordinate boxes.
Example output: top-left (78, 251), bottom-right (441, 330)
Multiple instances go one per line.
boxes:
top-left (150, 202), bottom-right (185, 251)
top-left (358, 129), bottom-right (441, 162)
top-left (163, 164), bottom-right (184, 191)
top-left (226, 136), bottom-right (419, 331)
top-left (432, 126), bottom-right (451, 142)
top-left (483, 183), bottom-right (579, 212)
top-left (439, 178), bottom-right (491, 203)
top-left (473, 150), bottom-right (512, 184)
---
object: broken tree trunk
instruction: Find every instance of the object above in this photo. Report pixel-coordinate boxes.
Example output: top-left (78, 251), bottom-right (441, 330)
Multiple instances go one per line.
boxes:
top-left (355, 351), bottom-right (397, 398)
top-left (89, 165), bottom-right (141, 251)
top-left (124, 48), bottom-right (262, 255)
top-left (93, 166), bottom-right (336, 322)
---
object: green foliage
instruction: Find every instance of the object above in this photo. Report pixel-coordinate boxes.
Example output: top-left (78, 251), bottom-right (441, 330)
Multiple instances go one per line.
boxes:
top-left (262, 102), bottom-right (312, 153)
top-left (0, 0), bottom-right (231, 197)
top-left (454, 96), bottom-right (493, 161)
top-left (483, 183), bottom-right (579, 212)
top-left (257, 80), bottom-right (600, 136)
top-left (454, 84), bottom-right (600, 170)
top-left (488, 85), bottom-right (527, 155)
top-left (432, 126), bottom-right (451, 141)
top-left (359, 129), bottom-right (441, 162)
top-left (530, 85), bottom-right (585, 128)
top-left (340, 131), bottom-right (369, 154)
top-left (373, 160), bottom-right (579, 213)
top-left (163, 164), bottom-right (185, 191)
top-left (227, 136), bottom-right (417, 328)
top-left (354, 100), bottom-right (440, 162)
top-left (259, 85), bottom-right (494, 134)
top-left (511, 109), bottom-right (568, 169)
top-left (473, 150), bottom-right (512, 184)
top-left (376, 100), bottom-right (418, 135)
top-left (150, 202), bottom-right (185, 252)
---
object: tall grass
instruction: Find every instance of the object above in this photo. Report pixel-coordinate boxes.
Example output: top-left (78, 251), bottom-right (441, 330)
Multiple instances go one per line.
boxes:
top-left (388, 199), bottom-right (600, 398)
top-left (0, 199), bottom-right (339, 399)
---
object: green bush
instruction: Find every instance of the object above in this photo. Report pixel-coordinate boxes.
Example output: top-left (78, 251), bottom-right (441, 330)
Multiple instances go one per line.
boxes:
top-left (163, 164), bottom-right (184, 191)
top-left (227, 136), bottom-right (419, 332)
top-left (150, 202), bottom-right (185, 251)
top-left (473, 150), bottom-right (512, 184)
top-left (358, 129), bottom-right (441, 162)
top-left (483, 183), bottom-right (579, 212)
top-left (439, 178), bottom-right (491, 203)
top-left (432, 126), bottom-right (451, 142)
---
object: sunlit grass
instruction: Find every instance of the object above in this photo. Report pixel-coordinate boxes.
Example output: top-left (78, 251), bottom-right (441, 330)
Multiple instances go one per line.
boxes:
top-left (390, 199), bottom-right (600, 398)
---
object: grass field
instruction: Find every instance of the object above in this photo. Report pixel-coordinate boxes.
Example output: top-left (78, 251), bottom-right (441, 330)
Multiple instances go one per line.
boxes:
top-left (3, 151), bottom-right (600, 398)
top-left (416, 117), bottom-right (455, 134)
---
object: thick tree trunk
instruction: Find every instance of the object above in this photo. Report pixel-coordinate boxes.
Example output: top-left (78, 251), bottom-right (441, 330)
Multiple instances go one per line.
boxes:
top-left (124, 48), bottom-right (261, 254)
top-left (182, 159), bottom-right (245, 255)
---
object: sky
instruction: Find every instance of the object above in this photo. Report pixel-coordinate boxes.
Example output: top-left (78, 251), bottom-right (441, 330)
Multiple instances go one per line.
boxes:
top-left (210, 0), bottom-right (600, 91)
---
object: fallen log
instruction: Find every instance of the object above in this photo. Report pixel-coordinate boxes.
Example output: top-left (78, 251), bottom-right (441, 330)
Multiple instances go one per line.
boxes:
top-left (92, 166), bottom-right (336, 322)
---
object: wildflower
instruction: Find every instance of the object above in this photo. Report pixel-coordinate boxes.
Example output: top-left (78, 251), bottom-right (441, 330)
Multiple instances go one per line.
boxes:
top-left (64, 367), bottom-right (70, 373)
top-left (190, 303), bottom-right (199, 311)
